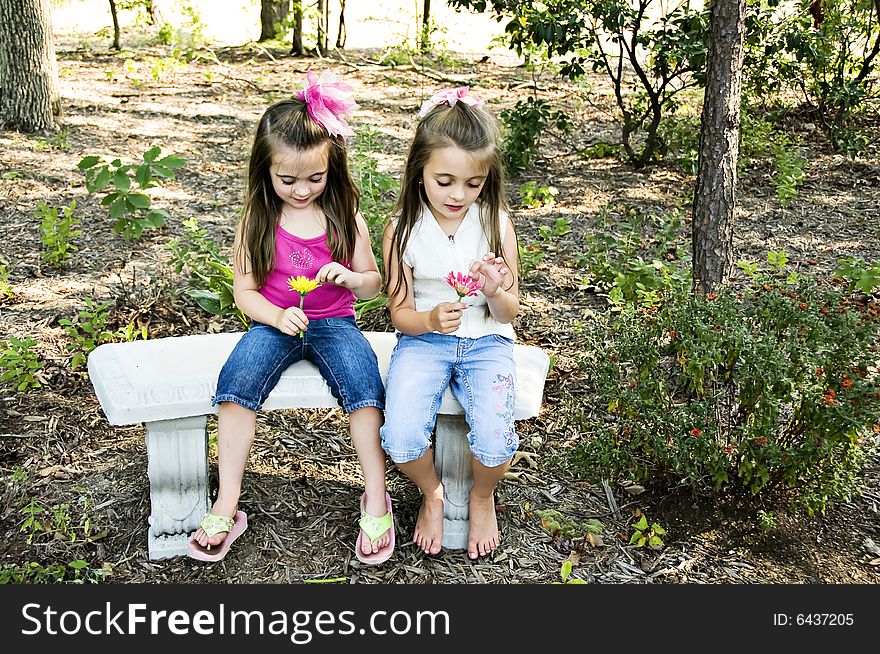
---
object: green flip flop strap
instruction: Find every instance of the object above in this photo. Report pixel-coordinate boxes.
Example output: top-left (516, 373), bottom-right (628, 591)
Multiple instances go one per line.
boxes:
top-left (199, 513), bottom-right (235, 538)
top-left (359, 510), bottom-right (392, 544)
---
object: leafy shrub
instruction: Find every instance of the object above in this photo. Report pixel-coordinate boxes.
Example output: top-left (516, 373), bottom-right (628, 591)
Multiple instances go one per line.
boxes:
top-left (0, 337), bottom-right (44, 391)
top-left (78, 146), bottom-right (185, 240)
top-left (349, 125), bottom-right (396, 317)
top-left (166, 217), bottom-right (246, 327)
top-left (578, 205), bottom-right (690, 307)
top-left (0, 560), bottom-right (105, 584)
top-left (519, 181), bottom-right (558, 208)
top-left (770, 138), bottom-right (807, 207)
top-left (59, 298), bottom-right (147, 370)
top-left (36, 200), bottom-right (80, 267)
top-left (500, 96), bottom-right (570, 176)
top-left (570, 260), bottom-right (880, 515)
top-left (834, 257), bottom-right (880, 295)
top-left (0, 258), bottom-right (14, 300)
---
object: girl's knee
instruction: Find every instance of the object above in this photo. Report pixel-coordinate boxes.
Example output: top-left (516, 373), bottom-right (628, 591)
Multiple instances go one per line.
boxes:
top-left (470, 429), bottom-right (518, 468)
top-left (380, 422), bottom-right (431, 464)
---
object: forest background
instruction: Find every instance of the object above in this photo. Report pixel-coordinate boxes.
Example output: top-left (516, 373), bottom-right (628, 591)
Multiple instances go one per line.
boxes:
top-left (0, 0), bottom-right (879, 585)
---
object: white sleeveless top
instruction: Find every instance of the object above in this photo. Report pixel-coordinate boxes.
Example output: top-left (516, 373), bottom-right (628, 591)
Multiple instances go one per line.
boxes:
top-left (399, 202), bottom-right (516, 341)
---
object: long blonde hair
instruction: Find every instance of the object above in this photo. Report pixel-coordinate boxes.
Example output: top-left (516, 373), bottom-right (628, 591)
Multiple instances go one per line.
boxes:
top-left (388, 100), bottom-right (511, 305)
top-left (237, 98), bottom-right (359, 287)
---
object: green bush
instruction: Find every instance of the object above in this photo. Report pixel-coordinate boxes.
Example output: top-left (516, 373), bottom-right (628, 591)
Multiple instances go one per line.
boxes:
top-left (0, 560), bottom-right (105, 584)
top-left (78, 146), bottom-right (185, 240)
top-left (166, 217), bottom-right (246, 327)
top-left (0, 337), bottom-right (44, 391)
top-left (570, 263), bottom-right (880, 515)
top-left (500, 97), bottom-right (570, 176)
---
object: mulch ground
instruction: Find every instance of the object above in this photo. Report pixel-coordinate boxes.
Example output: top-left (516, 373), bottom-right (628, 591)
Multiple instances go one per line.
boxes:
top-left (1, 40), bottom-right (879, 585)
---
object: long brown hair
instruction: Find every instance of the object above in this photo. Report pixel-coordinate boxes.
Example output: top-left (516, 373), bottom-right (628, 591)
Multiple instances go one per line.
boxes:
top-left (237, 98), bottom-right (359, 287)
top-left (388, 100), bottom-right (511, 305)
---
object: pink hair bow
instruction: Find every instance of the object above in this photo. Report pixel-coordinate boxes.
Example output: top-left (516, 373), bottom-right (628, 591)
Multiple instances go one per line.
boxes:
top-left (296, 68), bottom-right (358, 140)
top-left (418, 86), bottom-right (484, 118)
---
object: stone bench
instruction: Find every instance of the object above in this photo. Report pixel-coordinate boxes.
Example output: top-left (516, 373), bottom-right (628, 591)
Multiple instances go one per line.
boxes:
top-left (88, 331), bottom-right (550, 560)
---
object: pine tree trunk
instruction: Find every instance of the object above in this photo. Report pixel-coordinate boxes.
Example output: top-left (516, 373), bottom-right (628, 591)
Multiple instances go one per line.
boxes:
top-left (692, 0), bottom-right (746, 294)
top-left (0, 0), bottom-right (61, 133)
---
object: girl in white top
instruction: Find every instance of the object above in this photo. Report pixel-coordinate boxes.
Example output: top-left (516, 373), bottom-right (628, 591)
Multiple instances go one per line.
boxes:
top-left (380, 87), bottom-right (520, 560)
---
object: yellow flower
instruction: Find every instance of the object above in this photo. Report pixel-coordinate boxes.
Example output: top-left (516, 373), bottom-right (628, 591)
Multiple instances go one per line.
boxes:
top-left (288, 275), bottom-right (319, 295)
top-left (287, 275), bottom-right (319, 338)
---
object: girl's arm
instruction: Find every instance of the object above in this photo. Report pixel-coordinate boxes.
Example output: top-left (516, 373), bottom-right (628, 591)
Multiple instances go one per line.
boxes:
top-left (316, 213), bottom-right (382, 300)
top-left (471, 216), bottom-right (520, 324)
top-left (232, 224), bottom-right (308, 336)
top-left (382, 222), bottom-right (467, 335)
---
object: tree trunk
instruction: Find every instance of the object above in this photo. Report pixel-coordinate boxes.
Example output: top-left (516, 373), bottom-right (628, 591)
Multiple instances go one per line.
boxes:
top-left (336, 0), bottom-right (346, 49)
top-left (148, 0), bottom-right (169, 26)
top-left (692, 0), bottom-right (746, 294)
top-left (260, 0), bottom-right (289, 42)
top-left (316, 0), bottom-right (328, 56)
top-left (0, 0), bottom-right (61, 133)
top-left (108, 0), bottom-right (120, 50)
top-left (421, 0), bottom-right (431, 51)
top-left (290, 0), bottom-right (303, 55)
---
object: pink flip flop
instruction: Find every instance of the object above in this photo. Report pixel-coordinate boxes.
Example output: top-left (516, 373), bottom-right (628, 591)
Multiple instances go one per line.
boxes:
top-left (355, 492), bottom-right (395, 565)
top-left (187, 510), bottom-right (248, 562)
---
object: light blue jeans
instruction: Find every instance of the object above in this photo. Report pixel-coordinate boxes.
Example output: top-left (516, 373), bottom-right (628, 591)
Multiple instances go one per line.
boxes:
top-left (380, 332), bottom-right (518, 467)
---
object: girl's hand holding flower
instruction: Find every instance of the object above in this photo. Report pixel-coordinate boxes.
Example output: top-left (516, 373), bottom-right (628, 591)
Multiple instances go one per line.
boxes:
top-left (275, 305), bottom-right (308, 337)
top-left (287, 275), bottom-right (320, 337)
top-left (429, 301), bottom-right (468, 334)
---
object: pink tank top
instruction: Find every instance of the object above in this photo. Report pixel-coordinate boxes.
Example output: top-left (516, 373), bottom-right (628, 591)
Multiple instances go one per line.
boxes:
top-left (258, 226), bottom-right (356, 320)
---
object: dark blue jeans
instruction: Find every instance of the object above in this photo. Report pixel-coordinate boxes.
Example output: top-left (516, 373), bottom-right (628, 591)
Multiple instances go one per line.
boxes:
top-left (213, 318), bottom-right (384, 414)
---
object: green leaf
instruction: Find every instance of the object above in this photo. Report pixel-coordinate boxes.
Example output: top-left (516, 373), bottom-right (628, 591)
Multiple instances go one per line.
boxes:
top-left (135, 164), bottom-right (152, 188)
top-left (651, 523), bottom-right (666, 535)
top-left (633, 515), bottom-right (648, 530)
top-left (560, 560), bottom-right (572, 582)
top-left (109, 199), bottom-right (127, 219)
top-left (143, 210), bottom-right (167, 227)
top-left (143, 146), bottom-right (161, 163)
top-left (128, 193), bottom-right (150, 209)
top-left (112, 170), bottom-right (131, 193)
top-left (77, 156), bottom-right (101, 169)
top-left (157, 154), bottom-right (186, 169)
top-left (189, 290), bottom-right (222, 315)
top-left (93, 167), bottom-right (112, 193)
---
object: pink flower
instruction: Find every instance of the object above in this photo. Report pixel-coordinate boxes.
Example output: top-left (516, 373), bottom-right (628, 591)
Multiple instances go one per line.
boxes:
top-left (295, 69), bottom-right (358, 140)
top-left (418, 86), bottom-right (484, 118)
top-left (445, 271), bottom-right (482, 299)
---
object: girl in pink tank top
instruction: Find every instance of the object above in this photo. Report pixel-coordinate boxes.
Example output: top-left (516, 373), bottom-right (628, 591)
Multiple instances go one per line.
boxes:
top-left (189, 70), bottom-right (395, 566)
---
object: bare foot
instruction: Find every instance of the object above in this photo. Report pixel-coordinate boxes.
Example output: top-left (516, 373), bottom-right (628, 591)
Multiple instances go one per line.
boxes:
top-left (192, 498), bottom-right (237, 549)
top-left (467, 492), bottom-right (499, 559)
top-left (413, 486), bottom-right (445, 555)
top-left (361, 492), bottom-right (392, 555)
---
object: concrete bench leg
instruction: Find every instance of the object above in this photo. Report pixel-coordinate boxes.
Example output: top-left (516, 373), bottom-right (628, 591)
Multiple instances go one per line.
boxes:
top-left (434, 414), bottom-right (472, 550)
top-left (145, 416), bottom-right (209, 560)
